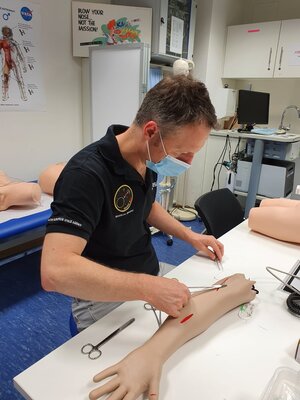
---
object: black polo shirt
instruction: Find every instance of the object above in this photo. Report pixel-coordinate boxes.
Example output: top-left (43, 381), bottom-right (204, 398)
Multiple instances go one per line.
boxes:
top-left (46, 125), bottom-right (159, 276)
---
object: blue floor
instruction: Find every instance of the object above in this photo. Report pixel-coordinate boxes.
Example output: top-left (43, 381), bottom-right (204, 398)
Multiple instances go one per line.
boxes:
top-left (0, 218), bottom-right (204, 400)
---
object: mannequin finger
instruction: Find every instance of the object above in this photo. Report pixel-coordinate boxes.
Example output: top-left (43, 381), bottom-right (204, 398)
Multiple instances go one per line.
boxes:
top-left (148, 378), bottom-right (160, 399)
top-left (93, 364), bottom-right (119, 382)
top-left (106, 385), bottom-right (127, 400)
top-left (89, 377), bottom-right (120, 400)
top-left (122, 389), bottom-right (143, 400)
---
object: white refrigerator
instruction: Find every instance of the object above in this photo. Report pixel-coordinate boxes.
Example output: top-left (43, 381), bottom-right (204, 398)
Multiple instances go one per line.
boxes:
top-left (90, 43), bottom-right (150, 142)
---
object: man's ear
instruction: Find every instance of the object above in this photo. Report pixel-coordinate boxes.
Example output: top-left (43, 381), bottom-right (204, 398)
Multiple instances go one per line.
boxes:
top-left (143, 121), bottom-right (158, 140)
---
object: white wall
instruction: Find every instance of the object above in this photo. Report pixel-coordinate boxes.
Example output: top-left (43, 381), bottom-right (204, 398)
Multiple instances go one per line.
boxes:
top-left (1, 0), bottom-right (83, 182)
top-left (180, 0), bottom-right (244, 207)
top-left (3, 0), bottom-right (299, 194)
top-left (237, 0), bottom-right (300, 133)
top-left (237, 0), bottom-right (300, 190)
top-left (182, 0), bottom-right (300, 206)
top-left (241, 0), bottom-right (300, 24)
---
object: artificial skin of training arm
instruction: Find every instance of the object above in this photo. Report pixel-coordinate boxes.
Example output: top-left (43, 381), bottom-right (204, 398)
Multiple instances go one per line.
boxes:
top-left (89, 273), bottom-right (256, 400)
top-left (248, 198), bottom-right (300, 243)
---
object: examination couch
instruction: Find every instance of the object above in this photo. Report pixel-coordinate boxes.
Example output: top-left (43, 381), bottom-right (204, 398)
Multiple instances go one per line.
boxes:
top-left (0, 193), bottom-right (52, 263)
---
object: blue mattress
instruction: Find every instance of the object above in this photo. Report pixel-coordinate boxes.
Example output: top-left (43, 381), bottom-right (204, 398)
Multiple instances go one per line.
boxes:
top-left (0, 209), bottom-right (52, 239)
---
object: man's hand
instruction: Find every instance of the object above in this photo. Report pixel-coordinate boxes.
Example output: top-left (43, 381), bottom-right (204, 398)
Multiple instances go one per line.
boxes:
top-left (188, 231), bottom-right (224, 261)
top-left (141, 275), bottom-right (191, 318)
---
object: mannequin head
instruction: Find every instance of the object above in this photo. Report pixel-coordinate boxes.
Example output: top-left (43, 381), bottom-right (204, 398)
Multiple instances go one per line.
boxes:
top-left (173, 59), bottom-right (195, 77)
top-left (38, 162), bottom-right (66, 195)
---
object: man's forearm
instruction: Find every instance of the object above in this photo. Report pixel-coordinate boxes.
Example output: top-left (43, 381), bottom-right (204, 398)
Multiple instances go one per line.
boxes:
top-left (147, 201), bottom-right (224, 262)
top-left (41, 232), bottom-right (192, 317)
top-left (42, 250), bottom-right (152, 302)
top-left (147, 201), bottom-right (192, 242)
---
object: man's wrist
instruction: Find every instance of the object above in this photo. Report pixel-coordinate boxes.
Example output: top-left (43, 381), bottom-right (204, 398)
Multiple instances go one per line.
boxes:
top-left (135, 272), bottom-right (155, 303)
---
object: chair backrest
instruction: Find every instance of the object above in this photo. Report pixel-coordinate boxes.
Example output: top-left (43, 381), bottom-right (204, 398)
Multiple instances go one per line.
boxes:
top-left (194, 188), bottom-right (244, 238)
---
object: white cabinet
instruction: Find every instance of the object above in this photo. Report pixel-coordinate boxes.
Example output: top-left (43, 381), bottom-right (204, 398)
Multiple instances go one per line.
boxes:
top-left (274, 19), bottom-right (300, 78)
top-left (223, 19), bottom-right (300, 78)
top-left (111, 0), bottom-right (197, 61)
top-left (223, 21), bottom-right (281, 78)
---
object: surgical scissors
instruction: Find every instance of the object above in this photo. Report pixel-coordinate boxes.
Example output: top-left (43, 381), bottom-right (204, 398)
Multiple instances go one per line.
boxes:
top-left (144, 284), bottom-right (227, 327)
top-left (81, 318), bottom-right (135, 360)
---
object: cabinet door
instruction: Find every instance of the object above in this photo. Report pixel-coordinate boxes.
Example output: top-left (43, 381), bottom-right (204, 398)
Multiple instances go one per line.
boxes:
top-left (223, 21), bottom-right (281, 78)
top-left (274, 19), bottom-right (300, 78)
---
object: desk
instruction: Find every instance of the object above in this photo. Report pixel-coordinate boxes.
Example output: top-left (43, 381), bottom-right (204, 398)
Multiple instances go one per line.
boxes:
top-left (14, 221), bottom-right (300, 400)
top-left (211, 130), bottom-right (300, 217)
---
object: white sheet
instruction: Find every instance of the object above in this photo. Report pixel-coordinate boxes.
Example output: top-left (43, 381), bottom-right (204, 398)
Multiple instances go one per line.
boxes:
top-left (0, 193), bottom-right (53, 224)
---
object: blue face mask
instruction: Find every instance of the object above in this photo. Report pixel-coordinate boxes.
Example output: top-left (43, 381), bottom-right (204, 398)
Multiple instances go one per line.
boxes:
top-left (146, 132), bottom-right (190, 177)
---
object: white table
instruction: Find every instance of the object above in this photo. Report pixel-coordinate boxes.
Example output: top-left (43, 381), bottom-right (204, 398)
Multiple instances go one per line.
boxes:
top-left (14, 221), bottom-right (300, 400)
top-left (211, 130), bottom-right (300, 217)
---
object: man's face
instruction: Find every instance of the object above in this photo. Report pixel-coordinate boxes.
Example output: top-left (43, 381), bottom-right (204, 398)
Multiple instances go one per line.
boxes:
top-left (151, 123), bottom-right (211, 165)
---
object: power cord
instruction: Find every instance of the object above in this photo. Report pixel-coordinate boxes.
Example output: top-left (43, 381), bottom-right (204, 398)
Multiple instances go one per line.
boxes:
top-left (210, 136), bottom-right (248, 191)
top-left (210, 135), bottom-right (230, 191)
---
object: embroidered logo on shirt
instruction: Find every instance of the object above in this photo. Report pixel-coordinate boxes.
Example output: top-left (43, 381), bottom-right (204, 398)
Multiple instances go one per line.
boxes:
top-left (113, 184), bottom-right (133, 212)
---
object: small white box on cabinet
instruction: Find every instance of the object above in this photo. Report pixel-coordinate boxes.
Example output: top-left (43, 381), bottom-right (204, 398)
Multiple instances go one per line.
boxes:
top-left (213, 88), bottom-right (237, 119)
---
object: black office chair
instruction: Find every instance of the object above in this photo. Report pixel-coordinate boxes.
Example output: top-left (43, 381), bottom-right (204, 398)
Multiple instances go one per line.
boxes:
top-left (194, 188), bottom-right (244, 238)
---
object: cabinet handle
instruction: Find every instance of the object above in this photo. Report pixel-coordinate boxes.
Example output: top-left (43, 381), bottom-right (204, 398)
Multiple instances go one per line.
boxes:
top-left (267, 47), bottom-right (272, 70)
top-left (278, 47), bottom-right (283, 70)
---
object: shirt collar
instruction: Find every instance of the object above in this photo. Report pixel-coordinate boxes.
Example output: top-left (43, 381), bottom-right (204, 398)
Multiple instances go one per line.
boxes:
top-left (98, 125), bottom-right (145, 182)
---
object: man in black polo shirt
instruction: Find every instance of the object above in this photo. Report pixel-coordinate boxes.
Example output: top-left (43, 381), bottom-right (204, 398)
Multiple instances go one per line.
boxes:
top-left (41, 75), bottom-right (224, 331)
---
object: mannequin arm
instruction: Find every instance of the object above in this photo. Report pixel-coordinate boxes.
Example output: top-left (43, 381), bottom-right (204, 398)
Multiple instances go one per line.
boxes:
top-left (259, 198), bottom-right (299, 208)
top-left (0, 170), bottom-right (41, 211)
top-left (248, 203), bottom-right (300, 243)
top-left (0, 170), bottom-right (12, 186)
top-left (89, 273), bottom-right (256, 400)
top-left (38, 162), bottom-right (66, 195)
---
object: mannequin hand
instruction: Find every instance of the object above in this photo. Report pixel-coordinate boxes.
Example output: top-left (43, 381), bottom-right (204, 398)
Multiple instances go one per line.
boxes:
top-left (142, 275), bottom-right (191, 318)
top-left (216, 273), bottom-right (257, 305)
top-left (89, 344), bottom-right (162, 400)
top-left (188, 231), bottom-right (224, 261)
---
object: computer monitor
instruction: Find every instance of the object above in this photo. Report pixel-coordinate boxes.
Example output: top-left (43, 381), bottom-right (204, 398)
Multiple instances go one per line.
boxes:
top-left (237, 90), bottom-right (270, 131)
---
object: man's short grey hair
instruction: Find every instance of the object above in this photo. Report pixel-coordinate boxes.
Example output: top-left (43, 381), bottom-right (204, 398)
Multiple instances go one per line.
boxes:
top-left (134, 75), bottom-right (217, 135)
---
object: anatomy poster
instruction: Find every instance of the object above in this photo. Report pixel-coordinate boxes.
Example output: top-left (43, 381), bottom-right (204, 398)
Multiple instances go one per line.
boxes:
top-left (72, 1), bottom-right (152, 57)
top-left (0, 0), bottom-right (45, 111)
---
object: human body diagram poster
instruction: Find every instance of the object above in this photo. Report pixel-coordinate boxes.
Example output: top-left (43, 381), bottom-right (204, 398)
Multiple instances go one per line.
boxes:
top-left (0, 0), bottom-right (45, 111)
top-left (72, 2), bottom-right (152, 57)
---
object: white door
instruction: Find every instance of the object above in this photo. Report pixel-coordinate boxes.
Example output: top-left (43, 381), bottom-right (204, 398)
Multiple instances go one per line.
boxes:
top-left (90, 43), bottom-right (149, 142)
top-left (223, 21), bottom-right (281, 78)
top-left (274, 19), bottom-right (300, 78)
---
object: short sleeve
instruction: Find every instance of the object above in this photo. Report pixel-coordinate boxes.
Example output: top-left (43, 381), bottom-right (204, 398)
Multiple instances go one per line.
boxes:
top-left (46, 168), bottom-right (104, 240)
